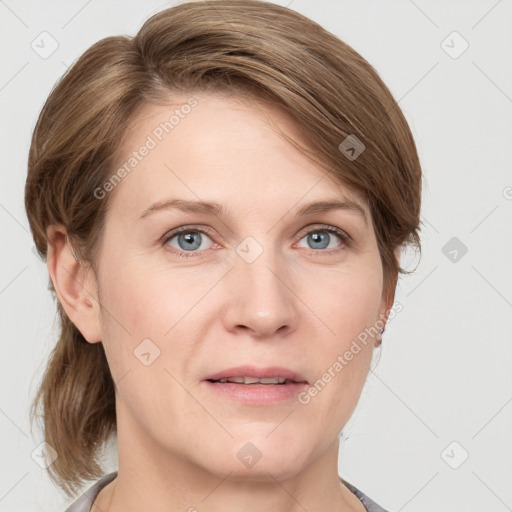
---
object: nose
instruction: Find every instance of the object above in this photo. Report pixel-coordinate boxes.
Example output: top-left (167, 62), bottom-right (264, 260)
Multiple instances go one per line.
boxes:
top-left (220, 245), bottom-right (299, 339)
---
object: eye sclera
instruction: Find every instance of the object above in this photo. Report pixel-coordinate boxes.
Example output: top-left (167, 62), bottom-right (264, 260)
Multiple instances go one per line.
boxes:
top-left (161, 223), bottom-right (353, 260)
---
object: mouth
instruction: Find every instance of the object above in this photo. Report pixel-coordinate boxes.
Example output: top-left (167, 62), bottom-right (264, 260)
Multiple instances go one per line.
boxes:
top-left (203, 365), bottom-right (308, 385)
top-left (202, 366), bottom-right (308, 404)
top-left (206, 376), bottom-right (304, 385)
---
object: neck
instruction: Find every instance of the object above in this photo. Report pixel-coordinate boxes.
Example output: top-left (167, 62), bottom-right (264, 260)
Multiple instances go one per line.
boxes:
top-left (96, 400), bottom-right (365, 512)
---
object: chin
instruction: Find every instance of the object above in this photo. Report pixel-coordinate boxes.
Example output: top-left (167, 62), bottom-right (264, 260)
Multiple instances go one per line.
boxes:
top-left (221, 435), bottom-right (312, 482)
top-left (219, 457), bottom-right (306, 483)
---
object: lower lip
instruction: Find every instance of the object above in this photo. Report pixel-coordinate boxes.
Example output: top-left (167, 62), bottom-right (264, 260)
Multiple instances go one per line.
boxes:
top-left (202, 381), bottom-right (308, 404)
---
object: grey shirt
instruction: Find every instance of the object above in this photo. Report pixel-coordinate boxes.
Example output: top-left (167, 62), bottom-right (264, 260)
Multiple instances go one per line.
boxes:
top-left (65, 471), bottom-right (390, 511)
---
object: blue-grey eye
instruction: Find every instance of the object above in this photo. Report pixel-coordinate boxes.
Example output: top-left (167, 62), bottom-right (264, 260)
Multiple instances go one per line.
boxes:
top-left (307, 232), bottom-right (331, 250)
top-left (297, 228), bottom-right (345, 251)
top-left (164, 229), bottom-right (213, 253)
top-left (177, 232), bottom-right (202, 251)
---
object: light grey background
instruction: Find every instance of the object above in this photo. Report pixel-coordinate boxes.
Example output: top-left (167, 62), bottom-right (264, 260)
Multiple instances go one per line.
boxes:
top-left (1, 0), bottom-right (511, 511)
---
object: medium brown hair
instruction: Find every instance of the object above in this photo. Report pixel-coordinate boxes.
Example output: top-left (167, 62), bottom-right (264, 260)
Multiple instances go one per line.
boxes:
top-left (25, 0), bottom-right (422, 497)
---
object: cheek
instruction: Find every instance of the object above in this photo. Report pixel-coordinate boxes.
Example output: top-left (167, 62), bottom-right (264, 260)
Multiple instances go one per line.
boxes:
top-left (100, 258), bottom-right (197, 334)
top-left (305, 263), bottom-right (383, 345)
top-left (97, 260), bottom-right (214, 374)
top-left (300, 264), bottom-right (382, 407)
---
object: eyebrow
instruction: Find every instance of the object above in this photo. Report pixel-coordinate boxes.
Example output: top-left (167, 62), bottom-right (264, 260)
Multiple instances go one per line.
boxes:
top-left (138, 198), bottom-right (368, 225)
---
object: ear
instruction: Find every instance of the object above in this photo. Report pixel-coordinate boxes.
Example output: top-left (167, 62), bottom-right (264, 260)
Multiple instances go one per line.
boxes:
top-left (377, 244), bottom-right (403, 330)
top-left (46, 224), bottom-right (102, 344)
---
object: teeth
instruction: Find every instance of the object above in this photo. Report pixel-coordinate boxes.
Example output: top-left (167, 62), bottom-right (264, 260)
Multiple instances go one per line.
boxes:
top-left (259, 377), bottom-right (285, 384)
top-left (228, 377), bottom-right (245, 383)
top-left (243, 376), bottom-right (261, 384)
top-left (217, 376), bottom-right (287, 384)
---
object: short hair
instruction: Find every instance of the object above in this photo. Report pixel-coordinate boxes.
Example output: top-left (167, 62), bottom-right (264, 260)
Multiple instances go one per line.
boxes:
top-left (25, 0), bottom-right (422, 497)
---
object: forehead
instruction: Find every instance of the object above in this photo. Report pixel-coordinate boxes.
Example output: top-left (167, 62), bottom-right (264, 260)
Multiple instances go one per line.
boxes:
top-left (106, 92), bottom-right (369, 222)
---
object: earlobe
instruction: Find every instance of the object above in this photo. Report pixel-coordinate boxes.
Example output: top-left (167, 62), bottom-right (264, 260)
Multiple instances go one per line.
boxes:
top-left (46, 224), bottom-right (102, 344)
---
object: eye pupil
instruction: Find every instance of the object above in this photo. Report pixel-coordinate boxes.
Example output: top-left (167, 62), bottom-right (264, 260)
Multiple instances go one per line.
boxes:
top-left (308, 231), bottom-right (330, 250)
top-left (179, 232), bottom-right (202, 250)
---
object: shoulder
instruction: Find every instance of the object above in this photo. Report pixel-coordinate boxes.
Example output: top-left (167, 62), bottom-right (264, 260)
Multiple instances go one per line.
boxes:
top-left (341, 477), bottom-right (392, 512)
top-left (64, 472), bottom-right (118, 512)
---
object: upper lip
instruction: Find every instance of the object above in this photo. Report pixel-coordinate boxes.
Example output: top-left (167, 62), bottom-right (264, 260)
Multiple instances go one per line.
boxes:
top-left (203, 365), bottom-right (308, 384)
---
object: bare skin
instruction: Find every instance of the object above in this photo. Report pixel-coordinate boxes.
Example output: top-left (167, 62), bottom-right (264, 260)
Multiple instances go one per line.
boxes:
top-left (49, 92), bottom-right (399, 511)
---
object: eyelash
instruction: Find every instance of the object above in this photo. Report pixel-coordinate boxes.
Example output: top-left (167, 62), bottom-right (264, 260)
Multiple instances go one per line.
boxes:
top-left (161, 224), bottom-right (353, 260)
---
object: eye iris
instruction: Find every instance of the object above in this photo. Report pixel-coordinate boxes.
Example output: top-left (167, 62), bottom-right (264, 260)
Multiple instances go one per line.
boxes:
top-left (178, 232), bottom-right (202, 251)
top-left (308, 231), bottom-right (330, 250)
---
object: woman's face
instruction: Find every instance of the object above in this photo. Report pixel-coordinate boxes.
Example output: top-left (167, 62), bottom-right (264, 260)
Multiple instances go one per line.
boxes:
top-left (89, 92), bottom-right (394, 480)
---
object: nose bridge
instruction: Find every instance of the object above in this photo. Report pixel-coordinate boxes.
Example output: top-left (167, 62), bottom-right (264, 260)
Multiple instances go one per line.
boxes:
top-left (222, 234), bottom-right (298, 336)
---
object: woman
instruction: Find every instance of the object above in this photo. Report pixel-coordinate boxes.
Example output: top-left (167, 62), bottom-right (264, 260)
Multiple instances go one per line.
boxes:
top-left (25, 1), bottom-right (422, 511)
